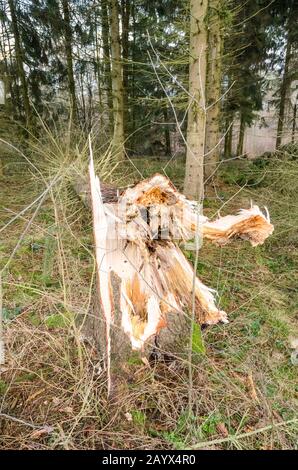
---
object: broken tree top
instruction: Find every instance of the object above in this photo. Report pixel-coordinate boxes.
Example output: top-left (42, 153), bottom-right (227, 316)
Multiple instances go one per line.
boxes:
top-left (89, 164), bottom-right (274, 352)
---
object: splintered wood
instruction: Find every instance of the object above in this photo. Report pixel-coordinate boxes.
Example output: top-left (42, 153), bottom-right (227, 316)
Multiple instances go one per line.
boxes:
top-left (89, 164), bottom-right (274, 356)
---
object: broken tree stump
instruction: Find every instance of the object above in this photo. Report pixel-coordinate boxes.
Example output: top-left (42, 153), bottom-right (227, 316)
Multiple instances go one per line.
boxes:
top-left (74, 152), bottom-right (274, 394)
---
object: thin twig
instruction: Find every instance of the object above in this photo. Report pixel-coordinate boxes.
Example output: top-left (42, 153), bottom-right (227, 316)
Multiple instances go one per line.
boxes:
top-left (0, 412), bottom-right (47, 430)
top-left (190, 418), bottom-right (298, 449)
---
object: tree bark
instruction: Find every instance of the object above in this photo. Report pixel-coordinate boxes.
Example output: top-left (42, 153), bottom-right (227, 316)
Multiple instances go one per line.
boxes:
top-left (94, 16), bottom-right (103, 120)
top-left (276, 8), bottom-right (294, 149)
top-left (121, 0), bottom-right (130, 138)
top-left (101, 0), bottom-right (113, 129)
top-left (183, 0), bottom-right (208, 201)
top-left (61, 0), bottom-right (78, 122)
top-left (237, 112), bottom-right (245, 155)
top-left (7, 0), bottom-right (31, 128)
top-left (109, 0), bottom-right (125, 160)
top-left (2, 13), bottom-right (22, 119)
top-left (130, 0), bottom-right (136, 147)
top-left (0, 29), bottom-right (14, 117)
top-left (163, 108), bottom-right (171, 157)
top-left (224, 115), bottom-right (233, 158)
top-left (204, 0), bottom-right (223, 182)
top-left (292, 103), bottom-right (297, 143)
top-left (276, 39), bottom-right (291, 148)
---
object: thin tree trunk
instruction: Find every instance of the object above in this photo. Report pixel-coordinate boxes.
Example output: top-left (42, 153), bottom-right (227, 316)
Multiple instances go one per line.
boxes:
top-left (276, 14), bottom-right (293, 149)
top-left (292, 103), bottom-right (297, 143)
top-left (204, 0), bottom-right (223, 182)
top-left (237, 112), bottom-right (245, 155)
top-left (131, 0), bottom-right (136, 147)
top-left (163, 108), bottom-right (171, 157)
top-left (102, 0), bottom-right (113, 129)
top-left (0, 24), bottom-right (15, 117)
top-left (183, 0), bottom-right (208, 201)
top-left (109, 0), bottom-right (125, 160)
top-left (61, 0), bottom-right (77, 122)
top-left (87, 78), bottom-right (93, 132)
top-left (3, 17), bottom-right (21, 119)
top-left (224, 115), bottom-right (233, 158)
top-left (80, 71), bottom-right (86, 125)
top-left (7, 0), bottom-right (31, 128)
top-left (94, 18), bottom-right (103, 118)
top-left (121, 0), bottom-right (130, 138)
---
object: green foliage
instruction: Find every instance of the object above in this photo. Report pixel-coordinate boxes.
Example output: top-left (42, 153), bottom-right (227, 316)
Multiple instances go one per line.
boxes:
top-left (45, 311), bottom-right (73, 329)
top-left (131, 410), bottom-right (146, 428)
top-left (191, 321), bottom-right (206, 355)
top-left (27, 312), bottom-right (42, 327)
top-left (153, 410), bottom-right (197, 449)
top-left (0, 379), bottom-right (8, 395)
top-left (201, 412), bottom-right (223, 436)
top-left (127, 353), bottom-right (143, 366)
top-left (219, 161), bottom-right (265, 186)
top-left (2, 306), bottom-right (22, 322)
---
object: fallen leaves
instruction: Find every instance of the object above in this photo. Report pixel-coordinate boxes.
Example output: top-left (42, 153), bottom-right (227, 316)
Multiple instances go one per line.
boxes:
top-left (216, 422), bottom-right (229, 437)
top-left (30, 425), bottom-right (54, 440)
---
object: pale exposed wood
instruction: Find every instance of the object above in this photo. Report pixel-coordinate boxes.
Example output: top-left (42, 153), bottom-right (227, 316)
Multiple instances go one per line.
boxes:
top-left (202, 206), bottom-right (274, 247)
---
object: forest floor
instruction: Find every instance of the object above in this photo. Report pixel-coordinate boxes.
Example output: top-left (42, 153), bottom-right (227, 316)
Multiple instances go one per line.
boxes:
top-left (0, 143), bottom-right (297, 450)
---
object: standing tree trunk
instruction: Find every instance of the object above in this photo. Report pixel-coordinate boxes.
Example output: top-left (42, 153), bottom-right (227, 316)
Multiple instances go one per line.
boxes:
top-left (79, 69), bottom-right (86, 125)
top-left (276, 37), bottom-right (291, 148)
top-left (163, 108), bottom-right (171, 157)
top-left (7, 0), bottom-right (31, 128)
top-left (102, 0), bottom-right (113, 129)
top-left (109, 0), bottom-right (125, 160)
top-left (2, 13), bottom-right (22, 119)
top-left (61, 0), bottom-right (77, 123)
top-left (204, 0), bottom-right (223, 182)
top-left (292, 103), bottom-right (297, 143)
top-left (237, 112), bottom-right (245, 155)
top-left (224, 114), bottom-right (233, 158)
top-left (0, 28), bottom-right (14, 118)
top-left (183, 0), bottom-right (208, 201)
top-left (276, 7), bottom-right (295, 149)
top-left (121, 0), bottom-right (130, 138)
top-left (130, 0), bottom-right (136, 147)
top-left (94, 15), bottom-right (103, 118)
